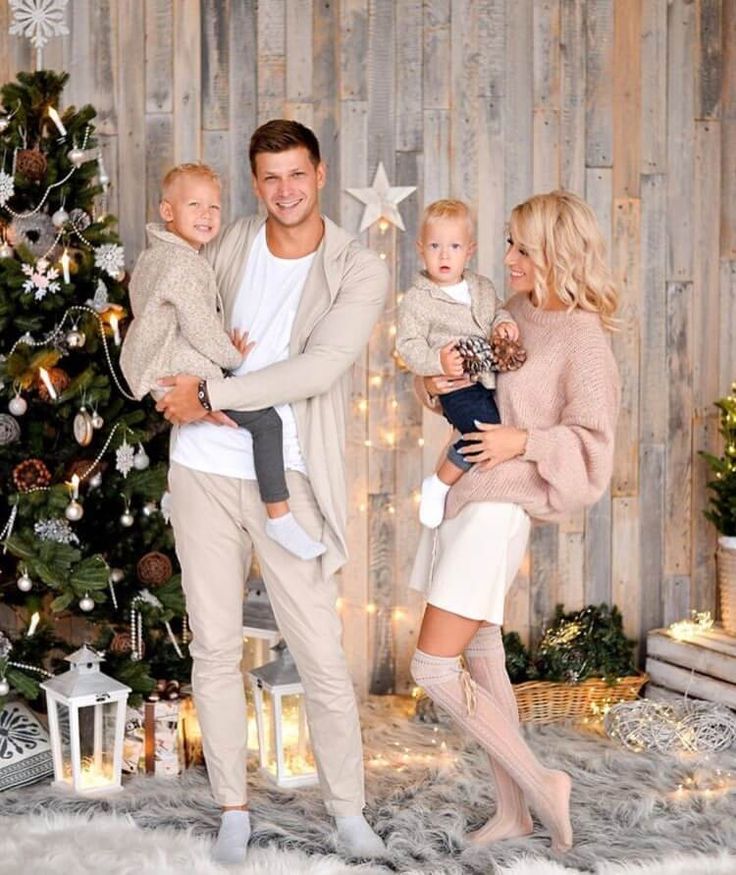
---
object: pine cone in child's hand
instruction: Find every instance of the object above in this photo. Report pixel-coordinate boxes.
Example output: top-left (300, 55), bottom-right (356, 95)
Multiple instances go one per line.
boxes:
top-left (455, 335), bottom-right (495, 379)
top-left (491, 335), bottom-right (527, 372)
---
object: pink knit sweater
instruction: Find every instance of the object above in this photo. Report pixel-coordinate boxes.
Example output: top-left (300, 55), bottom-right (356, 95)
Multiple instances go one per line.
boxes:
top-left (445, 293), bottom-right (621, 522)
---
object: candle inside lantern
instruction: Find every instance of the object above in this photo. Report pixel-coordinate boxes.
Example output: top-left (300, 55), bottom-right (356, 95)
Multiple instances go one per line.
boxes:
top-left (48, 106), bottom-right (67, 137)
top-left (108, 314), bottom-right (121, 346)
top-left (38, 367), bottom-right (57, 400)
top-left (60, 249), bottom-right (71, 284)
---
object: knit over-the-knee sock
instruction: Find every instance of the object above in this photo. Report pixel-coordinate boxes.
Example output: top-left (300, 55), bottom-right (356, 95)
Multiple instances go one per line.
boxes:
top-left (464, 625), bottom-right (533, 842)
top-left (411, 648), bottom-right (572, 852)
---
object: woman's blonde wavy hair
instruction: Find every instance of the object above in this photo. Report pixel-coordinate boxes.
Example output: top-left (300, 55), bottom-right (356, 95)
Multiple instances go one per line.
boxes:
top-left (509, 190), bottom-right (620, 330)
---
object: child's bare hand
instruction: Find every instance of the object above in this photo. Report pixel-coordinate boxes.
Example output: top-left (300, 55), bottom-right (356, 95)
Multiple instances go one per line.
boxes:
top-left (439, 340), bottom-right (464, 377)
top-left (230, 328), bottom-right (255, 358)
top-left (493, 321), bottom-right (519, 342)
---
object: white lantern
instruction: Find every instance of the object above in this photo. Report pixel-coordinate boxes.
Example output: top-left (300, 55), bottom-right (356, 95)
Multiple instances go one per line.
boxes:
top-left (248, 641), bottom-right (318, 788)
top-left (40, 645), bottom-right (130, 794)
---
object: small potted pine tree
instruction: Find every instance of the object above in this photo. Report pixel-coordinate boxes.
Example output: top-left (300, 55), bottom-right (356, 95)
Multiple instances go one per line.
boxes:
top-left (702, 382), bottom-right (736, 632)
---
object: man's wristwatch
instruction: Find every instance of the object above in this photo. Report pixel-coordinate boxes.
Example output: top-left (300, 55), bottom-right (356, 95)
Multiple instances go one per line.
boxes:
top-left (197, 380), bottom-right (212, 412)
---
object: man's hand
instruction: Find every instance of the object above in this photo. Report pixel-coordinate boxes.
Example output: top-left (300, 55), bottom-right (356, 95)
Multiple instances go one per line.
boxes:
top-left (156, 374), bottom-right (208, 425)
top-left (492, 321), bottom-right (520, 342)
top-left (230, 328), bottom-right (255, 359)
top-left (439, 340), bottom-right (464, 377)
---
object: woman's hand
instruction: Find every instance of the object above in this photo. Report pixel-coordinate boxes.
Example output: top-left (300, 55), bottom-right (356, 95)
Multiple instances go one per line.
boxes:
top-left (459, 420), bottom-right (528, 470)
top-left (423, 374), bottom-right (473, 396)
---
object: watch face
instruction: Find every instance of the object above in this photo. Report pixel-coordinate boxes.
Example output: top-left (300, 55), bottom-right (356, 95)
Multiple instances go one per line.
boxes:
top-left (73, 410), bottom-right (93, 446)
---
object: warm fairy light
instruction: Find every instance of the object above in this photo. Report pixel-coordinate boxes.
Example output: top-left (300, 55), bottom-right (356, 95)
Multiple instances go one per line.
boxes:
top-left (392, 607), bottom-right (406, 622)
top-left (379, 252), bottom-right (387, 260)
top-left (391, 397), bottom-right (398, 409)
top-left (60, 249), bottom-right (71, 283)
top-left (378, 218), bottom-right (390, 232)
top-left (335, 597), bottom-right (344, 612)
top-left (26, 612), bottom-right (40, 637)
top-left (417, 437), bottom-right (425, 447)
top-left (383, 430), bottom-right (396, 446)
top-left (366, 603), bottom-right (377, 615)
top-left (668, 611), bottom-right (714, 641)
top-left (370, 375), bottom-right (383, 388)
top-left (387, 504), bottom-right (395, 515)
top-left (108, 314), bottom-right (121, 346)
top-left (358, 503), bottom-right (367, 512)
top-left (412, 490), bottom-right (421, 504)
top-left (357, 398), bottom-right (368, 413)
top-left (364, 439), bottom-right (372, 448)
top-left (47, 106), bottom-right (67, 137)
top-left (38, 367), bottom-right (57, 400)
top-left (388, 324), bottom-right (397, 337)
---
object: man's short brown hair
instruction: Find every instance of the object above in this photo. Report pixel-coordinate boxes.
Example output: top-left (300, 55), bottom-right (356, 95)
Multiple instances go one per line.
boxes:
top-left (248, 119), bottom-right (321, 173)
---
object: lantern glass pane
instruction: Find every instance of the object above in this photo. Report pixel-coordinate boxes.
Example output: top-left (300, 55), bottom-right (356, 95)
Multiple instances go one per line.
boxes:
top-left (280, 692), bottom-right (314, 777)
top-left (55, 701), bottom-right (73, 785)
top-left (76, 701), bottom-right (119, 789)
top-left (242, 636), bottom-right (274, 676)
top-left (261, 687), bottom-right (277, 777)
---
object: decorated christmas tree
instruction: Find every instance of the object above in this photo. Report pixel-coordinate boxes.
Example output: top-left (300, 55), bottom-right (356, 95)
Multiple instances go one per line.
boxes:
top-left (0, 70), bottom-right (189, 708)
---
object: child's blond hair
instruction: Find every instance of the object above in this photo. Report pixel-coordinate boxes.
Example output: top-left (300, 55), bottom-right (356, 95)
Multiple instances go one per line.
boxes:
top-left (509, 190), bottom-right (619, 331)
top-left (421, 199), bottom-right (475, 238)
top-left (161, 162), bottom-right (221, 200)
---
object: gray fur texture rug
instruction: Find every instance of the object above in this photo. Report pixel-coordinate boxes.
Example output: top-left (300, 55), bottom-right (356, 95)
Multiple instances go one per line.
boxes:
top-left (1, 697), bottom-right (736, 874)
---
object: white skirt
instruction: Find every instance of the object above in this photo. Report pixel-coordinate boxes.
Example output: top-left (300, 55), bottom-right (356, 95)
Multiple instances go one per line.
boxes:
top-left (409, 502), bottom-right (531, 625)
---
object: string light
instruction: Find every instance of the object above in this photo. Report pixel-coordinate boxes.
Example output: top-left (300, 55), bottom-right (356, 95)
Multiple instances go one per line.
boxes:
top-left (668, 611), bottom-right (714, 642)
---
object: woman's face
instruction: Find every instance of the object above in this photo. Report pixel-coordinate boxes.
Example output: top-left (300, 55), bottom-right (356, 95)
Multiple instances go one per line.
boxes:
top-left (504, 234), bottom-right (536, 294)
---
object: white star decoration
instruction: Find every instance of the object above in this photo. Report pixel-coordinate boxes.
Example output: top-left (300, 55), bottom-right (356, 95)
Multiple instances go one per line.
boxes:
top-left (347, 163), bottom-right (416, 232)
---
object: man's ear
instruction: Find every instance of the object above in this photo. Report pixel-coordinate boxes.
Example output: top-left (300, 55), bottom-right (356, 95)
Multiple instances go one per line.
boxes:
top-left (160, 200), bottom-right (173, 222)
top-left (316, 161), bottom-right (326, 190)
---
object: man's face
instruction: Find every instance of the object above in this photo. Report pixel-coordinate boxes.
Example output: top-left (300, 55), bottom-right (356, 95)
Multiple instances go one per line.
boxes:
top-left (251, 146), bottom-right (325, 228)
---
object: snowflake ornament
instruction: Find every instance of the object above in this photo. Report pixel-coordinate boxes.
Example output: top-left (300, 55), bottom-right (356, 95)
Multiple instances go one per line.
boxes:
top-left (9, 0), bottom-right (69, 51)
top-left (34, 517), bottom-right (79, 545)
top-left (0, 171), bottom-right (14, 206)
top-left (116, 438), bottom-right (135, 477)
top-left (94, 243), bottom-right (124, 278)
top-left (21, 258), bottom-right (60, 301)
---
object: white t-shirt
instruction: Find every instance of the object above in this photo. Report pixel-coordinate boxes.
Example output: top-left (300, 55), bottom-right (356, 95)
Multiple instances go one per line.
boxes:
top-left (440, 278), bottom-right (471, 305)
top-left (172, 225), bottom-right (315, 479)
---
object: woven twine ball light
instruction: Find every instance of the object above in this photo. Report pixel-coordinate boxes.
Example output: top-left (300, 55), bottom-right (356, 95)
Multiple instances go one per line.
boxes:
top-left (0, 413), bottom-right (21, 445)
top-left (604, 699), bottom-right (736, 754)
top-left (36, 367), bottom-right (70, 401)
top-left (110, 631), bottom-right (144, 658)
top-left (12, 458), bottom-right (52, 492)
top-left (137, 552), bottom-right (173, 587)
top-left (16, 148), bottom-right (48, 182)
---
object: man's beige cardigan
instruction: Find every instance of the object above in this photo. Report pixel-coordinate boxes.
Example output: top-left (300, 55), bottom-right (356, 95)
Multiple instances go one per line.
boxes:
top-left (173, 215), bottom-right (389, 577)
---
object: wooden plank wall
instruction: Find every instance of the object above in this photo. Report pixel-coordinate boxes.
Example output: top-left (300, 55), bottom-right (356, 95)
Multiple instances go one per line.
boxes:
top-left (2, 1), bottom-right (733, 696)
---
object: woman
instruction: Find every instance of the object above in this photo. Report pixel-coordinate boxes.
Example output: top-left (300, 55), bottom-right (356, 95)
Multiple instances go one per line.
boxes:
top-left (409, 190), bottom-right (620, 853)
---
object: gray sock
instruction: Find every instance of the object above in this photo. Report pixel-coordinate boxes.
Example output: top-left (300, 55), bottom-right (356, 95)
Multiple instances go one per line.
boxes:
top-left (212, 810), bottom-right (250, 866)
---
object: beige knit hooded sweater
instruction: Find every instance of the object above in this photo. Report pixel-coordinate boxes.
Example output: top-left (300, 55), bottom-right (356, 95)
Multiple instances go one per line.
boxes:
top-left (444, 293), bottom-right (621, 522)
top-left (120, 224), bottom-right (242, 400)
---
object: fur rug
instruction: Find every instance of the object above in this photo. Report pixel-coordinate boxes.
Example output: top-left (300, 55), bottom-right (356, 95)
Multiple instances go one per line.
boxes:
top-left (1, 698), bottom-right (736, 874)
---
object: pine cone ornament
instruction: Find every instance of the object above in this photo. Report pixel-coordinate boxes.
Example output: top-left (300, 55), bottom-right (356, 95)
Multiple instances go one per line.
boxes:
top-left (137, 552), bottom-right (173, 587)
top-left (16, 148), bottom-right (48, 182)
top-left (36, 366), bottom-right (70, 401)
top-left (491, 335), bottom-right (527, 372)
top-left (455, 335), bottom-right (495, 379)
top-left (12, 458), bottom-right (52, 492)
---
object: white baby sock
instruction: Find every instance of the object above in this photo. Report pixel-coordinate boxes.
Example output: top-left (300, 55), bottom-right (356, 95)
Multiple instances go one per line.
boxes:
top-left (335, 814), bottom-right (386, 857)
top-left (212, 810), bottom-right (251, 866)
top-left (265, 512), bottom-right (326, 560)
top-left (419, 474), bottom-right (451, 529)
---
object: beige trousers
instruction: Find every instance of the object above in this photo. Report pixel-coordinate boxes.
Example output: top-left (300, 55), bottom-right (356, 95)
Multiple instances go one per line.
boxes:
top-left (168, 461), bottom-right (365, 815)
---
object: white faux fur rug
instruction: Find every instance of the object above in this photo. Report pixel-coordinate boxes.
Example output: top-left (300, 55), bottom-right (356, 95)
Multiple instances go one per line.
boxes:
top-left (2, 698), bottom-right (736, 874)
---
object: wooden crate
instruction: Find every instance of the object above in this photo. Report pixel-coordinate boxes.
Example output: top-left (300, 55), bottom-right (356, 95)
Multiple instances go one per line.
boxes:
top-left (645, 627), bottom-right (736, 708)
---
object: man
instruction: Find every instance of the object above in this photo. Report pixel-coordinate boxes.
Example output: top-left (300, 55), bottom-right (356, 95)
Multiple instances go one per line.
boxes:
top-left (156, 121), bottom-right (389, 865)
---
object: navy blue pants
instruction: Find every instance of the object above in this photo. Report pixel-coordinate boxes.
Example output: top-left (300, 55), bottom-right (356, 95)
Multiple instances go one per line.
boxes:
top-left (439, 383), bottom-right (500, 471)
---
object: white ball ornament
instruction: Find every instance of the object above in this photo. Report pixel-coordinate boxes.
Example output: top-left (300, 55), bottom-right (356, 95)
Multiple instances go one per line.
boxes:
top-left (52, 207), bottom-right (70, 228)
top-left (0, 242), bottom-right (13, 259)
top-left (79, 595), bottom-right (94, 612)
top-left (120, 511), bottom-right (135, 527)
top-left (66, 328), bottom-right (86, 349)
top-left (0, 678), bottom-right (9, 696)
top-left (8, 394), bottom-right (27, 416)
top-left (91, 411), bottom-right (104, 429)
top-left (17, 571), bottom-right (32, 592)
top-left (0, 116), bottom-right (9, 134)
top-left (67, 147), bottom-right (85, 167)
top-left (65, 499), bottom-right (84, 522)
top-left (133, 445), bottom-right (150, 470)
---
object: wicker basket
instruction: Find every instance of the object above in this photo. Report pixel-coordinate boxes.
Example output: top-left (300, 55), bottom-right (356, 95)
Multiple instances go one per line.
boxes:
top-left (512, 673), bottom-right (648, 724)
top-left (718, 546), bottom-right (736, 634)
